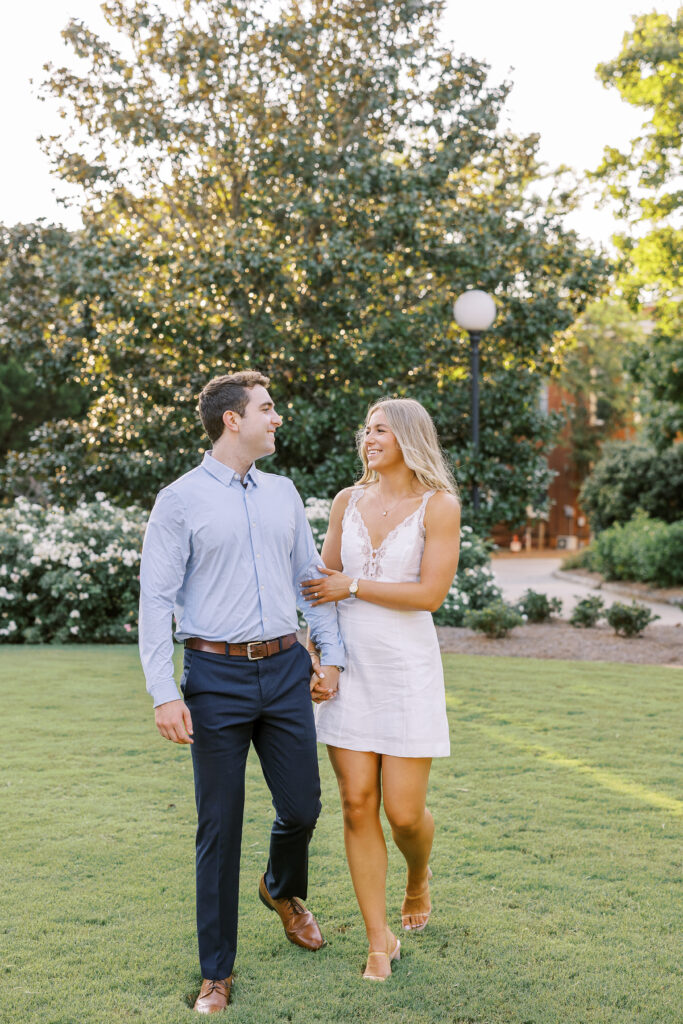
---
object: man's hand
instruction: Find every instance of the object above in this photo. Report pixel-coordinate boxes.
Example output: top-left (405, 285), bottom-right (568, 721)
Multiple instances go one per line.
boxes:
top-left (155, 699), bottom-right (194, 744)
top-left (307, 651), bottom-right (340, 704)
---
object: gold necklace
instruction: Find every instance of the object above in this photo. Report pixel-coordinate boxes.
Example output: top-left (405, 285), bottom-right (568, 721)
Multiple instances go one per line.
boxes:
top-left (376, 486), bottom-right (406, 518)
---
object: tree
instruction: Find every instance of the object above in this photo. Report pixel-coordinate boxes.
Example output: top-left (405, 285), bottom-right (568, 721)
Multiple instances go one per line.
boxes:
top-left (0, 223), bottom-right (91, 472)
top-left (3, 0), bottom-right (607, 529)
top-left (558, 298), bottom-right (645, 479)
top-left (593, 9), bottom-right (683, 446)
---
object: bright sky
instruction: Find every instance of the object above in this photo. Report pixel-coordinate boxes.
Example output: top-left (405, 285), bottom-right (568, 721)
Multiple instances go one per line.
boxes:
top-left (1, 0), bottom-right (679, 246)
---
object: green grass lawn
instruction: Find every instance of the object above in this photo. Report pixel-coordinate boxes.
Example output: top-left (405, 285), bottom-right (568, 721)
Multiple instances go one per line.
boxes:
top-left (1, 647), bottom-right (681, 1024)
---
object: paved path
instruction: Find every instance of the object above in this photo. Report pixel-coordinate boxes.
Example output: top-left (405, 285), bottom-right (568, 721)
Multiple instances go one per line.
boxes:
top-left (491, 555), bottom-right (683, 626)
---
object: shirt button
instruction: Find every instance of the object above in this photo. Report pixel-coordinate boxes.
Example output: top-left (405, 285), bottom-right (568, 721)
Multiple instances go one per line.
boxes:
top-left (256, 553), bottom-right (260, 558)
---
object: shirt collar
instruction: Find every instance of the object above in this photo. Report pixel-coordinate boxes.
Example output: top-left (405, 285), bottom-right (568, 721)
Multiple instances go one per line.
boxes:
top-left (201, 451), bottom-right (259, 488)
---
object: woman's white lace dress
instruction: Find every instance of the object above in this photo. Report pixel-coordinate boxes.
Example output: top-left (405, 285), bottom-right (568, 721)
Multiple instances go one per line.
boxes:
top-left (314, 487), bottom-right (450, 758)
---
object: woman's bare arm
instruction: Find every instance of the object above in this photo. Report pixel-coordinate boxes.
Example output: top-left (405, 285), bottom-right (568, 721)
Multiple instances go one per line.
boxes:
top-left (301, 492), bottom-right (461, 613)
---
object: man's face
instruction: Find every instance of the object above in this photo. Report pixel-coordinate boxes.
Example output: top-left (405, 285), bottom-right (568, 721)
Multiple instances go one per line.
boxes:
top-left (236, 384), bottom-right (283, 460)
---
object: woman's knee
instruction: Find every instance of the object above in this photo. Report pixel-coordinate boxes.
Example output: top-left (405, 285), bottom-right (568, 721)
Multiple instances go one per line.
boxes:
top-left (340, 788), bottom-right (380, 830)
top-left (384, 803), bottom-right (428, 837)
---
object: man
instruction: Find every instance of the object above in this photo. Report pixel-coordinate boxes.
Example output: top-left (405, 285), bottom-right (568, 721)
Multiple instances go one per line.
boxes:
top-left (139, 371), bottom-right (343, 1014)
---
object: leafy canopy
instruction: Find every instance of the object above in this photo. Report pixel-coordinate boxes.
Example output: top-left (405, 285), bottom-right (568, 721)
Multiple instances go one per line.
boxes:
top-left (593, 9), bottom-right (683, 446)
top-left (3, 0), bottom-right (606, 529)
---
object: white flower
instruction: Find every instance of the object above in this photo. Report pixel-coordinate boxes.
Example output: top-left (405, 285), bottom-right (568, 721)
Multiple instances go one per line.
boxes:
top-left (69, 609), bottom-right (81, 619)
top-left (68, 556), bottom-right (83, 569)
top-left (70, 625), bottom-right (80, 635)
top-left (26, 593), bottom-right (38, 601)
top-left (304, 497), bottom-right (332, 522)
top-left (9, 573), bottom-right (20, 583)
top-left (7, 621), bottom-right (17, 632)
top-left (0, 565), bottom-right (6, 575)
top-left (95, 492), bottom-right (106, 502)
top-left (0, 587), bottom-right (12, 600)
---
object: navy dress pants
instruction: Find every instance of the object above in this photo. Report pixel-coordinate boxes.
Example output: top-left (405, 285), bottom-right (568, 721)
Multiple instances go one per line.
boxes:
top-left (181, 642), bottom-right (321, 980)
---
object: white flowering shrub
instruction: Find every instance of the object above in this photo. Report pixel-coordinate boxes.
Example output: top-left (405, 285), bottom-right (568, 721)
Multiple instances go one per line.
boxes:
top-left (1, 494), bottom-right (501, 644)
top-left (304, 499), bottom-right (501, 626)
top-left (432, 527), bottom-right (502, 626)
top-left (0, 495), bottom-right (145, 643)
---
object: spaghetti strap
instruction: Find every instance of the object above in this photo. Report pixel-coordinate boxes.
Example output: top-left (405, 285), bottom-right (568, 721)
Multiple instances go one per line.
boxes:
top-left (417, 489), bottom-right (436, 530)
top-left (342, 486), bottom-right (365, 530)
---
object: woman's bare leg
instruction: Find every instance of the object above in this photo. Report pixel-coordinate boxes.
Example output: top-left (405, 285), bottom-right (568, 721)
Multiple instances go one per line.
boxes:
top-left (327, 746), bottom-right (396, 953)
top-left (382, 756), bottom-right (434, 929)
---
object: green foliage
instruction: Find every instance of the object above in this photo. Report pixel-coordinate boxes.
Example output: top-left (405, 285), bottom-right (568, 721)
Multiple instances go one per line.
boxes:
top-left (515, 589), bottom-right (563, 623)
top-left (590, 510), bottom-right (683, 588)
top-left (605, 600), bottom-right (659, 637)
top-left (464, 599), bottom-right (523, 638)
top-left (0, 497), bottom-right (144, 643)
top-left (569, 595), bottom-right (605, 629)
top-left (558, 298), bottom-right (645, 480)
top-left (1, 0), bottom-right (606, 530)
top-left (560, 547), bottom-right (597, 571)
top-left (431, 527), bottom-right (502, 625)
top-left (579, 441), bottom-right (683, 531)
top-left (593, 10), bottom-right (683, 445)
top-left (0, 223), bottom-right (91, 464)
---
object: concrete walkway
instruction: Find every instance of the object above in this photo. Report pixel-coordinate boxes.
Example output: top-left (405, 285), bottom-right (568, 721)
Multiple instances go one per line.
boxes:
top-left (491, 554), bottom-right (683, 626)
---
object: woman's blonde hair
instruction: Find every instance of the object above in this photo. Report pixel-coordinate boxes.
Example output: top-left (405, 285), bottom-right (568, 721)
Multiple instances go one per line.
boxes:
top-left (356, 398), bottom-right (459, 496)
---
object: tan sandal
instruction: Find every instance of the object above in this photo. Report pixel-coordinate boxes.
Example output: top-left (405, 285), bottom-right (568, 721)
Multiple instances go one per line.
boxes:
top-left (362, 935), bottom-right (401, 980)
top-left (401, 866), bottom-right (432, 932)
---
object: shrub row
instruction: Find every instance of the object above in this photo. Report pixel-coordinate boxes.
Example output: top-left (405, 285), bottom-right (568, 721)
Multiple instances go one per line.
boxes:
top-left (0, 496), bottom-right (502, 643)
top-left (465, 592), bottom-right (659, 638)
top-left (0, 496), bottom-right (144, 643)
top-left (579, 441), bottom-right (683, 531)
top-left (564, 511), bottom-right (683, 588)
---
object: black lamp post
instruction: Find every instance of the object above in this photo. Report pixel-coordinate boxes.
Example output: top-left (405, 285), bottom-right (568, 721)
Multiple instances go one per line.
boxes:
top-left (453, 289), bottom-right (497, 513)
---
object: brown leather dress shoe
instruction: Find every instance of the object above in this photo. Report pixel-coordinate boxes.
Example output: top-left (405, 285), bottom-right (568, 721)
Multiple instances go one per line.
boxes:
top-left (258, 875), bottom-right (325, 950)
top-left (193, 976), bottom-right (232, 1014)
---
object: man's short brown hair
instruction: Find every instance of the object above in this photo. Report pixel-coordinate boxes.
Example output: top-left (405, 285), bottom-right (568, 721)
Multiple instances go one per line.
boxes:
top-left (198, 371), bottom-right (271, 442)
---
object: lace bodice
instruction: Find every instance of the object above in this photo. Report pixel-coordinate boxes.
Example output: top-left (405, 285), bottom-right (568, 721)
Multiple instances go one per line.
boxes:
top-left (340, 487), bottom-right (435, 583)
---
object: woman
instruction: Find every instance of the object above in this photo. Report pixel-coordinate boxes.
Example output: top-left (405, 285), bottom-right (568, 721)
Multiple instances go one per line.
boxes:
top-left (301, 398), bottom-right (461, 980)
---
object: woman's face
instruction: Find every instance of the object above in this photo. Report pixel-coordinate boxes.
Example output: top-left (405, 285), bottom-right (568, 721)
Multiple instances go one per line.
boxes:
top-left (363, 409), bottom-right (403, 472)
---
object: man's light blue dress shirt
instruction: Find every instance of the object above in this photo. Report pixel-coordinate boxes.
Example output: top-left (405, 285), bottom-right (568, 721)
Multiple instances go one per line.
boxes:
top-left (139, 452), bottom-right (345, 707)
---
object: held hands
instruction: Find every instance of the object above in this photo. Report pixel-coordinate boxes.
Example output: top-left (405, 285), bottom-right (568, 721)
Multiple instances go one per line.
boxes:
top-left (301, 566), bottom-right (352, 606)
top-left (307, 649), bottom-right (339, 704)
top-left (155, 699), bottom-right (194, 744)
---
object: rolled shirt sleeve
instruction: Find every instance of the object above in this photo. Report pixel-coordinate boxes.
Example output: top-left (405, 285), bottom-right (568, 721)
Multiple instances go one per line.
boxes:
top-left (139, 488), bottom-right (191, 707)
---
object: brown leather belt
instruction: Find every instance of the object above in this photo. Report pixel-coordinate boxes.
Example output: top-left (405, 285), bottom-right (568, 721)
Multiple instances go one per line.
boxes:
top-left (184, 633), bottom-right (298, 661)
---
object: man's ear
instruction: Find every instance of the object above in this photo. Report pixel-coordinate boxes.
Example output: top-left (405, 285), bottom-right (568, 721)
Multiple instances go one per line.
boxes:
top-left (222, 409), bottom-right (240, 433)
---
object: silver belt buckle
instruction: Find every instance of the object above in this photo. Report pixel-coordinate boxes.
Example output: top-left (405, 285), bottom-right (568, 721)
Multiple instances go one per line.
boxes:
top-left (246, 641), bottom-right (265, 661)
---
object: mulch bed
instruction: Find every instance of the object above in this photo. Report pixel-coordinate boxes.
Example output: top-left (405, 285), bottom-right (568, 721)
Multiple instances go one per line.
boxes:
top-left (437, 621), bottom-right (683, 666)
